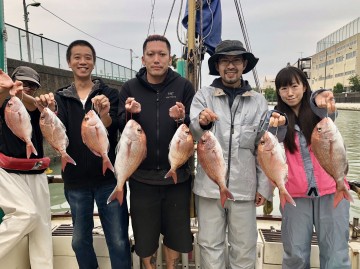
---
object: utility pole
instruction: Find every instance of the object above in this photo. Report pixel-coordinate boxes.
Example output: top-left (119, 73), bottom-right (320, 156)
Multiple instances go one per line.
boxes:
top-left (0, 0), bottom-right (6, 71)
top-left (323, 50), bottom-right (328, 89)
top-left (130, 49), bottom-right (133, 78)
top-left (23, 0), bottom-right (41, 63)
top-left (186, 0), bottom-right (198, 91)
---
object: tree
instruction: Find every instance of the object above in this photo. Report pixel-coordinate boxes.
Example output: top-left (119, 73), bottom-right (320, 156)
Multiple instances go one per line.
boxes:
top-left (348, 74), bottom-right (360, 92)
top-left (333, 83), bottom-right (344, 94)
top-left (171, 54), bottom-right (177, 69)
top-left (263, 87), bottom-right (276, 102)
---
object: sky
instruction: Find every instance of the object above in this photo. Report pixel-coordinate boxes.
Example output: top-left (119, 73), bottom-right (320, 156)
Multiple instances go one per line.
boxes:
top-left (2, 0), bottom-right (360, 88)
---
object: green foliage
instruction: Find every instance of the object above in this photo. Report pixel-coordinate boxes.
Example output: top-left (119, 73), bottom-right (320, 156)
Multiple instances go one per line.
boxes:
top-left (171, 54), bottom-right (177, 69)
top-left (333, 83), bottom-right (344, 94)
top-left (349, 75), bottom-right (360, 92)
top-left (264, 87), bottom-right (276, 102)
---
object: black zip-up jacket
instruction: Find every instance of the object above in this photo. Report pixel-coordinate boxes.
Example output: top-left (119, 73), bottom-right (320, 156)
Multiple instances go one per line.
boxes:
top-left (118, 67), bottom-right (195, 185)
top-left (55, 79), bottom-right (119, 189)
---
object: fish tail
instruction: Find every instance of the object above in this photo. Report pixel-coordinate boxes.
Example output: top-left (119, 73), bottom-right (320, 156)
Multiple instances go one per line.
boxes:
top-left (220, 187), bottom-right (234, 208)
top-left (103, 157), bottom-right (115, 175)
top-left (333, 188), bottom-right (354, 208)
top-left (61, 153), bottom-right (77, 171)
top-left (106, 186), bottom-right (124, 205)
top-left (26, 142), bottom-right (38, 159)
top-left (280, 190), bottom-right (296, 210)
top-left (165, 169), bottom-right (177, 184)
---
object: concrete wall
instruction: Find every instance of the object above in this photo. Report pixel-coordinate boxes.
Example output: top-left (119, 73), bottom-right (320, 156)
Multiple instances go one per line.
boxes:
top-left (7, 58), bottom-right (124, 93)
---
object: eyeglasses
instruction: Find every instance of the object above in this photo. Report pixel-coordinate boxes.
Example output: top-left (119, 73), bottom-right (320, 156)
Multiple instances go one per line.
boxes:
top-left (22, 82), bottom-right (39, 91)
top-left (218, 57), bottom-right (244, 66)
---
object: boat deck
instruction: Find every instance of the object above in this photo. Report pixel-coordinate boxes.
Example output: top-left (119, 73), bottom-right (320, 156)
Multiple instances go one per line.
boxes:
top-left (2, 215), bottom-right (360, 269)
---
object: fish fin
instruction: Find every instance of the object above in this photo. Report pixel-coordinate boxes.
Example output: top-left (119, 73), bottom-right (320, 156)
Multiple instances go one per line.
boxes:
top-left (91, 149), bottom-right (101, 157)
top-left (333, 188), bottom-right (354, 208)
top-left (103, 157), bottom-right (115, 175)
top-left (106, 186), bottom-right (124, 205)
top-left (220, 187), bottom-right (234, 208)
top-left (26, 143), bottom-right (38, 159)
top-left (280, 191), bottom-right (296, 210)
top-left (61, 153), bottom-right (76, 171)
top-left (165, 169), bottom-right (177, 184)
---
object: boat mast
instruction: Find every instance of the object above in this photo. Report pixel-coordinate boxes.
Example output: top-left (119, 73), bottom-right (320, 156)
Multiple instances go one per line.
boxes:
top-left (186, 0), bottom-right (198, 91)
top-left (0, 0), bottom-right (6, 71)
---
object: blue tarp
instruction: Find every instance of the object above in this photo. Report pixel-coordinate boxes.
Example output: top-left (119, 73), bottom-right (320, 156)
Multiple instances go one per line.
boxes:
top-left (182, 0), bottom-right (222, 56)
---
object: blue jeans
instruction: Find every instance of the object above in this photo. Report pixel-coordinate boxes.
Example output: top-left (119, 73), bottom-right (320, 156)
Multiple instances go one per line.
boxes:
top-left (65, 183), bottom-right (131, 269)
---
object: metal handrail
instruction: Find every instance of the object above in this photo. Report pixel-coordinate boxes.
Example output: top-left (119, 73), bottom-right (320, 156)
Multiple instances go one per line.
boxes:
top-left (4, 23), bottom-right (136, 81)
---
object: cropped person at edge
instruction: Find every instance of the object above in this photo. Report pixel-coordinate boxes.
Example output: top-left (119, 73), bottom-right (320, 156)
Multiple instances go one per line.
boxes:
top-left (274, 66), bottom-right (350, 269)
top-left (0, 67), bottom-right (53, 268)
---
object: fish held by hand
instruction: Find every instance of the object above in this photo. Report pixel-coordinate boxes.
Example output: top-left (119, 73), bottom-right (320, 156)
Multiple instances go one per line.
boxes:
top-left (257, 131), bottom-right (296, 209)
top-left (197, 131), bottom-right (234, 208)
top-left (107, 119), bottom-right (147, 205)
top-left (311, 117), bottom-right (353, 207)
top-left (40, 107), bottom-right (76, 171)
top-left (5, 96), bottom-right (37, 158)
top-left (81, 110), bottom-right (114, 175)
top-left (165, 124), bottom-right (194, 184)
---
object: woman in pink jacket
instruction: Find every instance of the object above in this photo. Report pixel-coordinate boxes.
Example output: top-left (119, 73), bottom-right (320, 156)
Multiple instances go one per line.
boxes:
top-left (274, 66), bottom-right (350, 269)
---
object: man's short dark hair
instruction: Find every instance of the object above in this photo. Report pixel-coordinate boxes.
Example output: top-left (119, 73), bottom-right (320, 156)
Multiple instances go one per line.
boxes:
top-left (66, 40), bottom-right (96, 63)
top-left (142, 35), bottom-right (171, 54)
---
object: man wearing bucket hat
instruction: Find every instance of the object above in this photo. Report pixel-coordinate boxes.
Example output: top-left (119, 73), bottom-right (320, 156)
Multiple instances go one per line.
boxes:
top-left (0, 67), bottom-right (53, 268)
top-left (189, 40), bottom-right (286, 269)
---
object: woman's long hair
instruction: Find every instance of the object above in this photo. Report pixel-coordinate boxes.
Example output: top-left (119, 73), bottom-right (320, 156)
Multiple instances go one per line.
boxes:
top-left (275, 67), bottom-right (321, 153)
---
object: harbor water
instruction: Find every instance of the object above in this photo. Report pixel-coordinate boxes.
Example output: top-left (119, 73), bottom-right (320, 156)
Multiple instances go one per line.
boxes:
top-left (49, 109), bottom-right (360, 219)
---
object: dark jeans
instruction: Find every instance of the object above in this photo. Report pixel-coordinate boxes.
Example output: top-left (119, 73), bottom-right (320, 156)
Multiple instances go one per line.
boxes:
top-left (65, 183), bottom-right (131, 269)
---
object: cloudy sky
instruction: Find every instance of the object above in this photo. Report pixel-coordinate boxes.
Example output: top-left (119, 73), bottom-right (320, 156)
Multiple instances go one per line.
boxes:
top-left (3, 0), bottom-right (360, 88)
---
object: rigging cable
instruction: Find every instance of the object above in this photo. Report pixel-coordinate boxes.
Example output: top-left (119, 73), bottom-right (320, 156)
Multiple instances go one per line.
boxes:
top-left (233, 0), bottom-right (260, 90)
top-left (38, 4), bottom-right (130, 51)
top-left (176, 0), bottom-right (186, 46)
top-left (163, 0), bottom-right (176, 36)
top-left (147, 0), bottom-right (156, 36)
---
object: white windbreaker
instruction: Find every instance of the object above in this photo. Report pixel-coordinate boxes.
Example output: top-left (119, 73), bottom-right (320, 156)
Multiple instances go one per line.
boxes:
top-left (190, 85), bottom-right (273, 201)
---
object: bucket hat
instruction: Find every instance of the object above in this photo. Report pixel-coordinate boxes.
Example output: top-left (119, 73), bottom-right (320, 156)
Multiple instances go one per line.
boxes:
top-left (11, 66), bottom-right (41, 87)
top-left (208, 40), bottom-right (258, 75)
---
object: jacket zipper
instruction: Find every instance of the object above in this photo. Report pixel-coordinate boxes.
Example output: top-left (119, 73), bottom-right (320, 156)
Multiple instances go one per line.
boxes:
top-left (156, 90), bottom-right (160, 169)
top-left (226, 97), bottom-right (242, 188)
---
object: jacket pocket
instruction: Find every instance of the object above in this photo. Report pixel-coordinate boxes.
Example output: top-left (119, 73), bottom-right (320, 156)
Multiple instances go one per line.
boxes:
top-left (238, 125), bottom-right (258, 150)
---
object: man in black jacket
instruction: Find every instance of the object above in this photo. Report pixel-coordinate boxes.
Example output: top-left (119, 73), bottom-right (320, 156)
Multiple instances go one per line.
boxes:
top-left (36, 40), bottom-right (131, 269)
top-left (118, 35), bottom-right (195, 269)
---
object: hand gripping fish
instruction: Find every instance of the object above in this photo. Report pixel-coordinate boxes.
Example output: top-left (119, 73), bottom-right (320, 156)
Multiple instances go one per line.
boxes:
top-left (311, 117), bottom-right (353, 208)
top-left (107, 119), bottom-right (147, 205)
top-left (165, 124), bottom-right (194, 184)
top-left (40, 107), bottom-right (76, 171)
top-left (197, 131), bottom-right (234, 208)
top-left (81, 110), bottom-right (114, 175)
top-left (4, 96), bottom-right (37, 158)
top-left (257, 131), bottom-right (296, 209)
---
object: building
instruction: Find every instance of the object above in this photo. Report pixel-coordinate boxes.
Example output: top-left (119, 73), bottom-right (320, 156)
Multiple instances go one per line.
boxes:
top-left (262, 76), bottom-right (276, 90)
top-left (311, 17), bottom-right (360, 91)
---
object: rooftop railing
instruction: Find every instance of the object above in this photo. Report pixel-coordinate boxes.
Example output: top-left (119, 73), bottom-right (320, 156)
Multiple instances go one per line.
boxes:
top-left (4, 23), bottom-right (136, 82)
